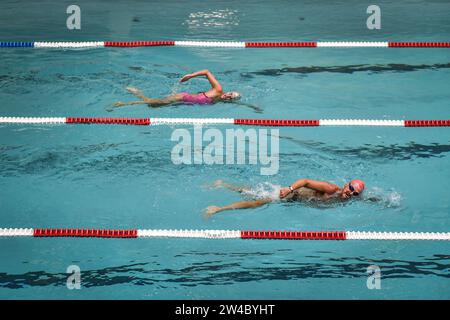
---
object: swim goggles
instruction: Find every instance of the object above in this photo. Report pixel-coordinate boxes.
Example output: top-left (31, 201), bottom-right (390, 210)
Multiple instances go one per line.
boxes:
top-left (348, 184), bottom-right (359, 196)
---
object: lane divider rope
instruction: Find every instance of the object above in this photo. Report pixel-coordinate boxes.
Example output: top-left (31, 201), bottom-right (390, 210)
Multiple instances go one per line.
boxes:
top-left (1, 117), bottom-right (450, 127)
top-left (1, 41), bottom-right (450, 49)
top-left (0, 228), bottom-right (449, 240)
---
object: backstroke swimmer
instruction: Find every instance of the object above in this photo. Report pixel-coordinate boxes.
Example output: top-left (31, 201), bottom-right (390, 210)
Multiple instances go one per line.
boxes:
top-left (204, 178), bottom-right (366, 218)
top-left (113, 69), bottom-right (262, 112)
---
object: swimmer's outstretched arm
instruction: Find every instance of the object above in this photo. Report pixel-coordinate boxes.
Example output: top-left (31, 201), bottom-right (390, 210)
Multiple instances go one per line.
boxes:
top-left (204, 199), bottom-right (272, 218)
top-left (279, 178), bottom-right (339, 198)
top-left (180, 69), bottom-right (223, 93)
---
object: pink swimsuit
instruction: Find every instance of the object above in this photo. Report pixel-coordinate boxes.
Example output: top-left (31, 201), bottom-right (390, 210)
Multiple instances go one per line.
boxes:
top-left (181, 92), bottom-right (214, 105)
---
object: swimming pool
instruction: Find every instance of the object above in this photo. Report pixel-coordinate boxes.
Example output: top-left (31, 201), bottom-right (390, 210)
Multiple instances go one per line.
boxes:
top-left (0, 0), bottom-right (449, 299)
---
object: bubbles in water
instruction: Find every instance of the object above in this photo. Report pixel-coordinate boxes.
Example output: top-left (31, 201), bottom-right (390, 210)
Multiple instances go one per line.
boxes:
top-left (183, 9), bottom-right (240, 29)
top-left (364, 187), bottom-right (402, 208)
top-left (170, 81), bottom-right (181, 95)
top-left (242, 182), bottom-right (281, 201)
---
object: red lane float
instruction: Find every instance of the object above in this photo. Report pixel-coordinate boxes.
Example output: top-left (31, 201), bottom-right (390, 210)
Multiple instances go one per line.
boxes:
top-left (388, 42), bottom-right (450, 47)
top-left (2, 117), bottom-right (450, 127)
top-left (1, 228), bottom-right (450, 240)
top-left (240, 230), bottom-right (346, 240)
top-left (245, 42), bottom-right (317, 47)
top-left (3, 41), bottom-right (450, 48)
top-left (104, 41), bottom-right (175, 47)
top-left (66, 117), bottom-right (151, 125)
top-left (404, 120), bottom-right (450, 127)
top-left (234, 119), bottom-right (320, 126)
top-left (34, 228), bottom-right (138, 238)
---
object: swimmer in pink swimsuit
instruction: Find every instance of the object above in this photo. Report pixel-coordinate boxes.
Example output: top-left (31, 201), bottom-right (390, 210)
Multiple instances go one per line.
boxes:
top-left (180, 92), bottom-right (215, 105)
top-left (114, 69), bottom-right (241, 109)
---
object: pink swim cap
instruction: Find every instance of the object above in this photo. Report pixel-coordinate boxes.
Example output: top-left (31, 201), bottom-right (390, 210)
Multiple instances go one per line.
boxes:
top-left (350, 180), bottom-right (365, 193)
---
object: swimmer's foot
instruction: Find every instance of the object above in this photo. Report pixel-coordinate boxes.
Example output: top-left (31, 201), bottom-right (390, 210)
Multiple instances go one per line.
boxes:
top-left (211, 180), bottom-right (246, 193)
top-left (202, 179), bottom-right (224, 190)
top-left (127, 86), bottom-right (151, 101)
top-left (203, 206), bottom-right (222, 219)
top-left (113, 101), bottom-right (126, 107)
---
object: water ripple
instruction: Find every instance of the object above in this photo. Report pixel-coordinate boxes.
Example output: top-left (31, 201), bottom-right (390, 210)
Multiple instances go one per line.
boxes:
top-left (243, 62), bottom-right (450, 77)
top-left (282, 137), bottom-right (450, 161)
top-left (0, 253), bottom-right (448, 289)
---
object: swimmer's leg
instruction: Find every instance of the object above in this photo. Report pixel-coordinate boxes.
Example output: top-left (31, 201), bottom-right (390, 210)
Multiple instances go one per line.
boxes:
top-left (113, 100), bottom-right (149, 107)
top-left (144, 94), bottom-right (185, 108)
top-left (126, 87), bottom-right (150, 100)
top-left (126, 87), bottom-right (184, 108)
top-left (204, 198), bottom-right (272, 218)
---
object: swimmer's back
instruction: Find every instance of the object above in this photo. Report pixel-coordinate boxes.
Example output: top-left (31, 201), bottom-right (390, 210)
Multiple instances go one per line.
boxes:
top-left (181, 92), bottom-right (215, 105)
top-left (288, 188), bottom-right (338, 202)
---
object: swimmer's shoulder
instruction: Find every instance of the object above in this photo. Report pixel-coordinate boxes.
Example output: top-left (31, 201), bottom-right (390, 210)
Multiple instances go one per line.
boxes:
top-left (329, 183), bottom-right (341, 193)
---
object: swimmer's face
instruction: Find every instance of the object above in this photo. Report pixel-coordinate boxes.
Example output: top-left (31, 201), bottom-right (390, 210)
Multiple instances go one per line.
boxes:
top-left (341, 180), bottom-right (365, 199)
top-left (221, 91), bottom-right (241, 101)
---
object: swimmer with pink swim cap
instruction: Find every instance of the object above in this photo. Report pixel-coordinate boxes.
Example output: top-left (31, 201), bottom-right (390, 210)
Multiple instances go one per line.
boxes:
top-left (204, 178), bottom-right (366, 217)
top-left (113, 69), bottom-right (260, 111)
top-left (340, 179), bottom-right (365, 199)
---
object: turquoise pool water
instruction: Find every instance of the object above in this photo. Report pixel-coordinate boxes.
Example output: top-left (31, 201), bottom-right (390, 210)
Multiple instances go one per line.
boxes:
top-left (0, 0), bottom-right (449, 299)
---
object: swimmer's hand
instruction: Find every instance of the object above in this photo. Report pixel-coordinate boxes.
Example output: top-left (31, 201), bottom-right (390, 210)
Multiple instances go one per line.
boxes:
top-left (180, 74), bottom-right (193, 83)
top-left (279, 187), bottom-right (292, 199)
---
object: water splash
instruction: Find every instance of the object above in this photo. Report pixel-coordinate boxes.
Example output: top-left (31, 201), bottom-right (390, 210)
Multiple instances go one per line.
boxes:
top-left (242, 182), bottom-right (281, 200)
top-left (363, 187), bottom-right (402, 208)
top-left (170, 81), bottom-right (182, 95)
